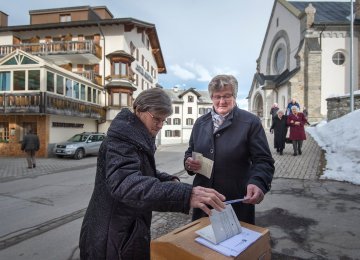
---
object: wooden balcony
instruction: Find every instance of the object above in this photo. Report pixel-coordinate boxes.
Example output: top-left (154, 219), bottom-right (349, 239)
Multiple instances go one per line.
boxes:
top-left (0, 40), bottom-right (102, 65)
top-left (0, 92), bottom-right (105, 120)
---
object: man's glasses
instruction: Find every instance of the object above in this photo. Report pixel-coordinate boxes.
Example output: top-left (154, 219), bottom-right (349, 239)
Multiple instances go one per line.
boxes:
top-left (147, 111), bottom-right (167, 125)
top-left (211, 94), bottom-right (233, 101)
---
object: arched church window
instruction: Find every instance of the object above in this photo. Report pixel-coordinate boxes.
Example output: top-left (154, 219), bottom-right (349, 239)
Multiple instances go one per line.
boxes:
top-left (274, 47), bottom-right (285, 74)
top-left (332, 52), bottom-right (345, 65)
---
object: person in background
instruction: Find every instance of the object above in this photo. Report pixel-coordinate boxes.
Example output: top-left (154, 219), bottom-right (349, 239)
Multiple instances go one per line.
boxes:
top-left (303, 106), bottom-right (311, 125)
top-left (184, 75), bottom-right (274, 225)
top-left (270, 103), bottom-right (279, 123)
top-left (79, 88), bottom-right (226, 260)
top-left (287, 106), bottom-right (307, 156)
top-left (270, 110), bottom-right (287, 155)
top-left (21, 129), bottom-right (40, 169)
top-left (286, 98), bottom-right (300, 115)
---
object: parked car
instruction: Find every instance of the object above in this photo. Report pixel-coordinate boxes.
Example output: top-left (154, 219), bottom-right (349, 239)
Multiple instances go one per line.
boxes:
top-left (54, 132), bottom-right (106, 159)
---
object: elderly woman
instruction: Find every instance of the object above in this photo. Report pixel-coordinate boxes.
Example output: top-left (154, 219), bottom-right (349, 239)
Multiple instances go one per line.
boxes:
top-left (270, 110), bottom-right (287, 155)
top-left (184, 75), bottom-right (274, 224)
top-left (287, 105), bottom-right (307, 156)
top-left (79, 88), bottom-right (226, 260)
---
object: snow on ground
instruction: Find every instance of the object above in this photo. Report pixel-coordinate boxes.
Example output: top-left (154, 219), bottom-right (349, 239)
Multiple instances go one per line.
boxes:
top-left (306, 109), bottom-right (360, 185)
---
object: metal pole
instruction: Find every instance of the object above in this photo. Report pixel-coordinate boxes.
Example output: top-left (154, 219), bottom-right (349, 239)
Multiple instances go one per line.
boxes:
top-left (350, 0), bottom-right (354, 112)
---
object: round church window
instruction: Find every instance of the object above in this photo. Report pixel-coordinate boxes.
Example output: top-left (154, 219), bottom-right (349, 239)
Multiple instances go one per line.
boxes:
top-left (332, 52), bottom-right (345, 65)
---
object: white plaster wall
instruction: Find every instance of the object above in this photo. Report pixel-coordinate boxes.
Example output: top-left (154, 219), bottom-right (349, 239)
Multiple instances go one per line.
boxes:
top-left (259, 2), bottom-right (301, 74)
top-left (321, 33), bottom-right (358, 115)
top-left (0, 33), bottom-right (13, 45)
top-left (48, 115), bottom-right (98, 144)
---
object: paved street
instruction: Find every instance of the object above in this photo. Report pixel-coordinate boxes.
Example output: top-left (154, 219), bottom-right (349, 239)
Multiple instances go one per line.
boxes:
top-left (0, 132), bottom-right (359, 259)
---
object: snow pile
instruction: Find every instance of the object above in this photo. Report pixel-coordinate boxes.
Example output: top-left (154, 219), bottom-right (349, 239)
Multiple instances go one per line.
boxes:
top-left (306, 110), bottom-right (360, 185)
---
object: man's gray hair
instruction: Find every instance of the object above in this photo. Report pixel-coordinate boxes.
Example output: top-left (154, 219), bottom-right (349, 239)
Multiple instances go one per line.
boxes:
top-left (133, 87), bottom-right (173, 116)
top-left (208, 75), bottom-right (238, 98)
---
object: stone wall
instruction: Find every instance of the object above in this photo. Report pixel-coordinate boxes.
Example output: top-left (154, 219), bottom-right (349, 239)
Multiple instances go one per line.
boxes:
top-left (326, 93), bottom-right (360, 121)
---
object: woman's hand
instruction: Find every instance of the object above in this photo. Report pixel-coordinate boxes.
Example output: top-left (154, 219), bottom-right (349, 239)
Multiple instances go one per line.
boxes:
top-left (185, 157), bottom-right (201, 172)
top-left (190, 186), bottom-right (226, 215)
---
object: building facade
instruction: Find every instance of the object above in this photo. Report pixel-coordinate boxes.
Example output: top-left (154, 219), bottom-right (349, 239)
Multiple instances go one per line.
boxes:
top-left (0, 5), bottom-right (166, 156)
top-left (247, 0), bottom-right (360, 128)
top-left (159, 87), bottom-right (212, 145)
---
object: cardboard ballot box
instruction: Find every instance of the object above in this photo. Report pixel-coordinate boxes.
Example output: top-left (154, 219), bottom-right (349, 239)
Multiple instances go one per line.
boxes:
top-left (151, 217), bottom-right (270, 260)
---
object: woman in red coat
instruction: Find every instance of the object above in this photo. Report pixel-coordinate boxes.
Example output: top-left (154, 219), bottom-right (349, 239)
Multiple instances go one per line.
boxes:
top-left (287, 106), bottom-right (307, 156)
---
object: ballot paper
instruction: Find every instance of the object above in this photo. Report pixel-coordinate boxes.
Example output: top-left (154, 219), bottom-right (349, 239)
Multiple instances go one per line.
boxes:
top-left (192, 152), bottom-right (214, 179)
top-left (195, 204), bottom-right (241, 244)
top-left (195, 227), bottom-right (262, 257)
top-left (195, 204), bottom-right (262, 256)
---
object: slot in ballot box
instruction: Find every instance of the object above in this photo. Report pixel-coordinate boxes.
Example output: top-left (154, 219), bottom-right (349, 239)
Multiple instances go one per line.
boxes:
top-left (151, 217), bottom-right (271, 260)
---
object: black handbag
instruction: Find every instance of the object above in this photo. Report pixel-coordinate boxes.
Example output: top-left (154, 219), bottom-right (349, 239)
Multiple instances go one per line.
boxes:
top-left (285, 138), bottom-right (292, 144)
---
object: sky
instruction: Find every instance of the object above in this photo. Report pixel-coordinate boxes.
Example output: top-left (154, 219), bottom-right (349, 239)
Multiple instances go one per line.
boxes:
top-left (306, 107), bottom-right (360, 185)
top-left (0, 0), bottom-right (352, 109)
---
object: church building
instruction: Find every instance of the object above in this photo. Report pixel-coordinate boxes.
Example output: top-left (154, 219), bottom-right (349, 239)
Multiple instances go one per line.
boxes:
top-left (247, 0), bottom-right (360, 128)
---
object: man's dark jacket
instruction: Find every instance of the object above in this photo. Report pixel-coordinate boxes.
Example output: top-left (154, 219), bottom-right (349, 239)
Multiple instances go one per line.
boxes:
top-left (79, 109), bottom-right (192, 260)
top-left (21, 133), bottom-right (40, 151)
top-left (185, 107), bottom-right (274, 224)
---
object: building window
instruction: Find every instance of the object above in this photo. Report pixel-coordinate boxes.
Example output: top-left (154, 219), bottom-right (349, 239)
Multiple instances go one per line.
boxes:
top-left (146, 38), bottom-right (150, 50)
top-left (174, 130), bottom-right (181, 137)
top-left (175, 106), bottom-right (180, 114)
top-left (141, 55), bottom-right (145, 67)
top-left (66, 79), bottom-right (73, 97)
top-left (56, 75), bottom-right (64, 94)
top-left (28, 70), bottom-right (40, 91)
top-left (14, 71), bottom-right (26, 91)
top-left (0, 71), bottom-right (10, 91)
top-left (274, 46), bottom-right (285, 74)
top-left (186, 118), bottom-right (194, 125)
top-left (113, 61), bottom-right (128, 77)
top-left (173, 118), bottom-right (181, 125)
top-left (188, 107), bottom-right (192, 114)
top-left (142, 31), bottom-right (145, 44)
top-left (87, 86), bottom-right (92, 102)
top-left (92, 89), bottom-right (97, 103)
top-left (188, 96), bottom-right (194, 102)
top-left (0, 122), bottom-right (9, 142)
top-left (165, 130), bottom-right (172, 137)
top-left (80, 84), bottom-right (86, 100)
top-left (199, 108), bottom-right (205, 115)
top-left (74, 82), bottom-right (80, 99)
top-left (332, 52), bottom-right (345, 65)
top-left (166, 118), bottom-right (171, 125)
top-left (60, 14), bottom-right (71, 22)
top-left (46, 71), bottom-right (54, 92)
top-left (121, 93), bottom-right (128, 106)
top-left (130, 42), bottom-right (136, 56)
top-left (136, 49), bottom-right (139, 61)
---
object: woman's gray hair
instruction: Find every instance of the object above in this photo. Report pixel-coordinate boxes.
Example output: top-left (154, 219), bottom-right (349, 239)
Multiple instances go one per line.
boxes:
top-left (291, 105), bottom-right (299, 112)
top-left (277, 109), bottom-right (284, 115)
top-left (208, 75), bottom-right (238, 98)
top-left (133, 88), bottom-right (173, 116)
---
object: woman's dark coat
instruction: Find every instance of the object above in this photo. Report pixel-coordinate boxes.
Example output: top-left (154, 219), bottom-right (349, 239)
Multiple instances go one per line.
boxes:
top-left (270, 115), bottom-right (288, 150)
top-left (79, 109), bottom-right (192, 260)
top-left (287, 112), bottom-right (307, 141)
top-left (184, 107), bottom-right (274, 225)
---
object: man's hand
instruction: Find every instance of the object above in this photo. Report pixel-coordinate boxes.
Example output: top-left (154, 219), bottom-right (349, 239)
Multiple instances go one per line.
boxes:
top-left (185, 157), bottom-right (201, 172)
top-left (243, 184), bottom-right (265, 204)
top-left (190, 186), bottom-right (226, 216)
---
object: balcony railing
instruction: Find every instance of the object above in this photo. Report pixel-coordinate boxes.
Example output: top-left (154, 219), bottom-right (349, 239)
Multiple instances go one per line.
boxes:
top-left (0, 92), bottom-right (105, 120)
top-left (0, 40), bottom-right (102, 60)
